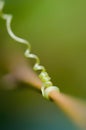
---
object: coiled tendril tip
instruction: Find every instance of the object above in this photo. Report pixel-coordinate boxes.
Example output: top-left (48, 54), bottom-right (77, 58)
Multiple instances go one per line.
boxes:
top-left (0, 0), bottom-right (60, 100)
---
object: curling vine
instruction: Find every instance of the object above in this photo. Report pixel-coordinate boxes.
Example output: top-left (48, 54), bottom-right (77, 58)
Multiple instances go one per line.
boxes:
top-left (0, 0), bottom-right (60, 99)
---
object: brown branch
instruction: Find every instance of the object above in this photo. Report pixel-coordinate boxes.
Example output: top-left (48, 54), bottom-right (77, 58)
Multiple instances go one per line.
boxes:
top-left (1, 52), bottom-right (86, 129)
top-left (9, 62), bottom-right (86, 129)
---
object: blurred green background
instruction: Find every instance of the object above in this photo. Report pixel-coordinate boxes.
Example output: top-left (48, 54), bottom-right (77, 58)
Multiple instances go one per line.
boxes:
top-left (0, 0), bottom-right (86, 129)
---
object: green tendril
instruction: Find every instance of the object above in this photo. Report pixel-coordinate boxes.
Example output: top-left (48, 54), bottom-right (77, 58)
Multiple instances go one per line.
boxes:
top-left (0, 0), bottom-right (60, 99)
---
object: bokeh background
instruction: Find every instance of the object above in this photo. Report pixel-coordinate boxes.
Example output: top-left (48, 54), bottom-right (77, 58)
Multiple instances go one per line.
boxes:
top-left (0, 0), bottom-right (86, 129)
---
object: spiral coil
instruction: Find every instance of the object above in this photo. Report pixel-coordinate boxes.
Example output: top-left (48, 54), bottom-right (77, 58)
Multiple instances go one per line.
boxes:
top-left (0, 0), bottom-right (60, 99)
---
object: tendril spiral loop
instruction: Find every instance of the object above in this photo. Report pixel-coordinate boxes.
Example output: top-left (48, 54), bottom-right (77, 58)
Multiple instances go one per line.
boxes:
top-left (0, 0), bottom-right (60, 99)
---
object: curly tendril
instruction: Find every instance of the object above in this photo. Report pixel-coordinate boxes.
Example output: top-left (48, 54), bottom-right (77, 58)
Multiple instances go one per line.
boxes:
top-left (0, 0), bottom-right (60, 99)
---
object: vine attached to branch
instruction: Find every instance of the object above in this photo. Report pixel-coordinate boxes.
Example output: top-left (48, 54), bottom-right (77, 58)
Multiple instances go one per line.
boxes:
top-left (0, 0), bottom-right (60, 99)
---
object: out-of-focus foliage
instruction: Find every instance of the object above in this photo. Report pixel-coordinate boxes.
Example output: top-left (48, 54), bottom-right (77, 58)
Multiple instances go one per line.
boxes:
top-left (0, 0), bottom-right (86, 130)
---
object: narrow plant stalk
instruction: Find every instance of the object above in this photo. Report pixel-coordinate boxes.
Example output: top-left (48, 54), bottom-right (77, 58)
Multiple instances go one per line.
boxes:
top-left (49, 91), bottom-right (86, 129)
top-left (0, 1), bottom-right (86, 129)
